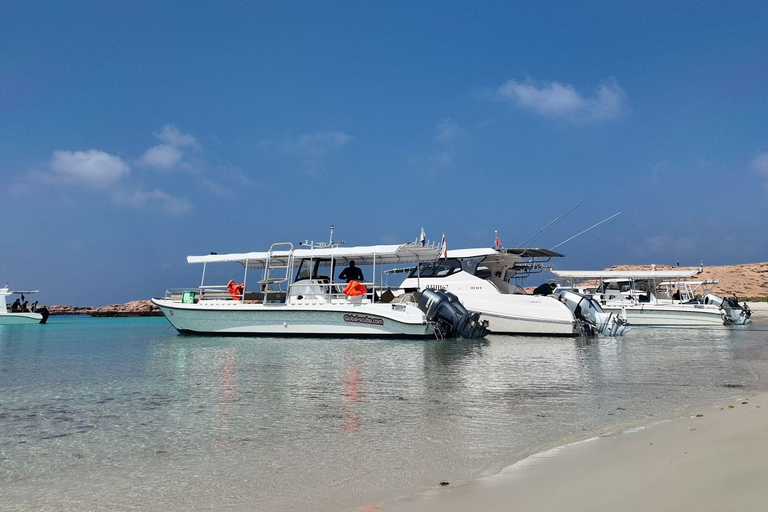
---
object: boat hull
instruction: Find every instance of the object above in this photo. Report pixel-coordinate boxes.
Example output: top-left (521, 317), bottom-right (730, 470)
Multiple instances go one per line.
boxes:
top-left (0, 313), bottom-right (43, 325)
top-left (152, 299), bottom-right (433, 337)
top-left (458, 295), bottom-right (578, 336)
top-left (602, 304), bottom-right (726, 327)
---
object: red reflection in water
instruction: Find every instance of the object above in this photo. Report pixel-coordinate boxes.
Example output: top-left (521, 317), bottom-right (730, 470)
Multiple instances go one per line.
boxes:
top-left (342, 361), bottom-right (366, 436)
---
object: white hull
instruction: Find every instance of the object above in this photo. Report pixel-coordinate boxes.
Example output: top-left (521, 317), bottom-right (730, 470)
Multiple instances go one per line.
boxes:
top-left (0, 313), bottom-right (43, 325)
top-left (603, 304), bottom-right (725, 327)
top-left (152, 299), bottom-right (433, 337)
top-left (459, 295), bottom-right (577, 336)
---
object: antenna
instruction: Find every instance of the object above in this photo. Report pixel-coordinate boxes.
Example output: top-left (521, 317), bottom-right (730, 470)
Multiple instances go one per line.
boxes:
top-left (298, 225), bottom-right (345, 249)
top-left (516, 203), bottom-right (580, 248)
top-left (551, 212), bottom-right (621, 250)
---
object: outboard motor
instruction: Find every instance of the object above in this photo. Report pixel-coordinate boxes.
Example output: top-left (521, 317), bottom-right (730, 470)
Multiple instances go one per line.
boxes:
top-left (417, 289), bottom-right (489, 339)
top-left (37, 307), bottom-right (50, 324)
top-left (555, 290), bottom-right (630, 337)
top-left (701, 293), bottom-right (752, 325)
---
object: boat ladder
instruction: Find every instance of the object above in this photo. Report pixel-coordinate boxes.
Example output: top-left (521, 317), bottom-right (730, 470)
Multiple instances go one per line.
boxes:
top-left (260, 242), bottom-right (294, 302)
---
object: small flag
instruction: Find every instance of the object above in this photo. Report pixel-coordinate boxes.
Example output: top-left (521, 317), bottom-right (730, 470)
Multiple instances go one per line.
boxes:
top-left (495, 230), bottom-right (502, 248)
top-left (420, 227), bottom-right (426, 246)
top-left (440, 233), bottom-right (447, 258)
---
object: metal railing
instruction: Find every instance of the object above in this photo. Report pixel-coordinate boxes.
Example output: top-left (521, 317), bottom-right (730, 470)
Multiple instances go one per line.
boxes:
top-left (163, 281), bottom-right (416, 305)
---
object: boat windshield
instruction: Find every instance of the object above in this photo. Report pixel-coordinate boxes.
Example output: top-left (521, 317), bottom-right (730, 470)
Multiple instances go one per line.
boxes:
top-left (295, 259), bottom-right (335, 282)
top-left (408, 259), bottom-right (462, 278)
top-left (407, 256), bottom-right (489, 279)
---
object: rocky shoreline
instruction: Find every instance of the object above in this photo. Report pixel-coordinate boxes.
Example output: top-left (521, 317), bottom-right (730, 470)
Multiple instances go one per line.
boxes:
top-left (47, 300), bottom-right (163, 317)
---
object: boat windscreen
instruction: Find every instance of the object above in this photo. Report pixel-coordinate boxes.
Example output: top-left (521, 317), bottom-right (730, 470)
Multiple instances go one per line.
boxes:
top-left (408, 259), bottom-right (462, 278)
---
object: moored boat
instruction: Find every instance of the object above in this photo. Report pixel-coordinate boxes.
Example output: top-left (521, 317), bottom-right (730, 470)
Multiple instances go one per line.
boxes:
top-left (395, 247), bottom-right (584, 336)
top-left (153, 236), bottom-right (488, 339)
top-left (551, 269), bottom-right (752, 327)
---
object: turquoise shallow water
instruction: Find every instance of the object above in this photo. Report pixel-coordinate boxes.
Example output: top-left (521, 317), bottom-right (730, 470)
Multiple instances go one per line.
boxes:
top-left (1, 315), bottom-right (768, 511)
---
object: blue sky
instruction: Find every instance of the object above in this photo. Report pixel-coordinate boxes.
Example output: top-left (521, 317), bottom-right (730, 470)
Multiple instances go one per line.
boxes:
top-left (2, 1), bottom-right (767, 305)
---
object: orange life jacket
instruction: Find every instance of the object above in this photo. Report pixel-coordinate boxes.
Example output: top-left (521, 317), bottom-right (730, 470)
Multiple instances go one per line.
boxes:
top-left (227, 280), bottom-right (245, 300)
top-left (342, 280), bottom-right (367, 296)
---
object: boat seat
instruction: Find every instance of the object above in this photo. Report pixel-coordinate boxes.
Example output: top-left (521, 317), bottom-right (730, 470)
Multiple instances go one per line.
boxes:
top-left (379, 288), bottom-right (395, 304)
top-left (391, 291), bottom-right (421, 303)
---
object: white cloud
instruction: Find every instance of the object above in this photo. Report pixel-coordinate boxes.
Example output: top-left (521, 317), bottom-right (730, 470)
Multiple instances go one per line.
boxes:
top-left (752, 152), bottom-right (768, 194)
top-left (156, 125), bottom-right (197, 147)
top-left (50, 149), bottom-right (130, 188)
top-left (497, 78), bottom-right (628, 121)
top-left (139, 144), bottom-right (183, 169)
top-left (630, 233), bottom-right (696, 257)
top-left (408, 120), bottom-right (467, 177)
top-left (435, 119), bottom-right (465, 142)
top-left (280, 131), bottom-right (352, 158)
top-left (276, 130), bottom-right (352, 175)
top-left (138, 125), bottom-right (198, 170)
top-left (112, 189), bottom-right (192, 216)
top-left (752, 153), bottom-right (768, 175)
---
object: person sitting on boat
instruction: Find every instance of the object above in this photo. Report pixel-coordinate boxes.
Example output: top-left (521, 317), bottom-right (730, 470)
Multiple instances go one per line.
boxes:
top-left (31, 300), bottom-right (38, 312)
top-left (21, 301), bottom-right (29, 312)
top-left (532, 283), bottom-right (557, 296)
top-left (672, 288), bottom-right (682, 301)
top-left (11, 298), bottom-right (21, 312)
top-left (339, 261), bottom-right (364, 282)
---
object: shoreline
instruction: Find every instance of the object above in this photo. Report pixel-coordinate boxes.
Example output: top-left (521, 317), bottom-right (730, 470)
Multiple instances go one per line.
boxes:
top-left (375, 390), bottom-right (768, 512)
top-left (46, 300), bottom-right (162, 317)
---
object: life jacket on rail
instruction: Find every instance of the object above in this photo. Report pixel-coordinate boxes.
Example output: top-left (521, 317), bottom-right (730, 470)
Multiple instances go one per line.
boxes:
top-left (227, 280), bottom-right (245, 300)
top-left (342, 280), bottom-right (367, 297)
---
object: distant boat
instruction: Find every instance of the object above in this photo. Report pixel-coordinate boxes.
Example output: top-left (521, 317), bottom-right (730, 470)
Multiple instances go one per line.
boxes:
top-left (551, 269), bottom-right (752, 327)
top-left (152, 236), bottom-right (488, 339)
top-left (0, 286), bottom-right (49, 325)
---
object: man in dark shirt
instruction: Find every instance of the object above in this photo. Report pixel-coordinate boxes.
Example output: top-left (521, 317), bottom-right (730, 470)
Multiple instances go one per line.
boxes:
top-left (532, 283), bottom-right (557, 296)
top-left (339, 260), bottom-right (364, 282)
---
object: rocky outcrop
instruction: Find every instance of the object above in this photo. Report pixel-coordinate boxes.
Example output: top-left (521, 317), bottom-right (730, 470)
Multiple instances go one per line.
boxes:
top-left (47, 300), bottom-right (163, 317)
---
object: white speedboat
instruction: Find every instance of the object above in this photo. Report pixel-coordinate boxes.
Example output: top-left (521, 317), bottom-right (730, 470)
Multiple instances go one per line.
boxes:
top-left (1, 286), bottom-right (49, 325)
top-left (152, 239), bottom-right (488, 339)
top-left (396, 247), bottom-right (584, 336)
top-left (552, 269), bottom-right (752, 327)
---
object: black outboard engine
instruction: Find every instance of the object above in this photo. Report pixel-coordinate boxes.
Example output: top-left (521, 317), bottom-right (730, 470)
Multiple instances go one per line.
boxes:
top-left (417, 289), bottom-right (489, 339)
top-left (37, 307), bottom-right (50, 324)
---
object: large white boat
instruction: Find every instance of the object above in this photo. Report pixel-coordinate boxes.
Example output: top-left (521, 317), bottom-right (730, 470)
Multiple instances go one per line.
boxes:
top-left (152, 239), bottom-right (488, 338)
top-left (551, 269), bottom-right (752, 327)
top-left (396, 247), bottom-right (596, 336)
top-left (1, 286), bottom-right (49, 325)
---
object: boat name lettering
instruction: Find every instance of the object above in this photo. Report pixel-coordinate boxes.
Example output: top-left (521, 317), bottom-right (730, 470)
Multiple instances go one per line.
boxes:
top-left (425, 284), bottom-right (447, 290)
top-left (343, 314), bottom-right (384, 326)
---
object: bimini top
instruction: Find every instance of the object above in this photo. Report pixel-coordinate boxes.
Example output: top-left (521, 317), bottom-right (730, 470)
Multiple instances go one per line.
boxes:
top-left (187, 243), bottom-right (441, 269)
top-left (447, 247), bottom-right (564, 259)
top-left (552, 269), bottom-right (701, 280)
top-left (0, 287), bottom-right (39, 297)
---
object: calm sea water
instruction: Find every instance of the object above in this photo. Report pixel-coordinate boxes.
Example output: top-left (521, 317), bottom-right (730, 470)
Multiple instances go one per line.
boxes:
top-left (2, 315), bottom-right (768, 511)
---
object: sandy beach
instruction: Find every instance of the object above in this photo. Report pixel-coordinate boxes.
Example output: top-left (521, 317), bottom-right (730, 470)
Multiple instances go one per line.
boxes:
top-left (377, 388), bottom-right (768, 512)
top-left (373, 309), bottom-right (768, 512)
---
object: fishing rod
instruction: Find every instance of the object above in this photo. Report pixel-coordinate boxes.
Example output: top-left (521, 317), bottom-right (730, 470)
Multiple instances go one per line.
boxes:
top-left (516, 203), bottom-right (581, 248)
top-left (551, 212), bottom-right (622, 250)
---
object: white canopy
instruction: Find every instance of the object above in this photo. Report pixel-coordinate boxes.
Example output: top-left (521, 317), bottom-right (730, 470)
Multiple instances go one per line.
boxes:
top-left (187, 243), bottom-right (441, 269)
top-left (552, 269), bottom-right (700, 280)
top-left (447, 247), bottom-right (564, 259)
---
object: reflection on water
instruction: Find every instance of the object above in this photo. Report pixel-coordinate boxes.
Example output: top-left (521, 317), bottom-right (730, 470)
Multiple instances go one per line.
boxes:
top-left (1, 316), bottom-right (768, 511)
top-left (342, 356), bottom-right (365, 436)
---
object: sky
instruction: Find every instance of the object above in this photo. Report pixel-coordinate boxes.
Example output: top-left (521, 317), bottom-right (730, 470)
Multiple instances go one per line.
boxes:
top-left (2, 1), bottom-right (767, 306)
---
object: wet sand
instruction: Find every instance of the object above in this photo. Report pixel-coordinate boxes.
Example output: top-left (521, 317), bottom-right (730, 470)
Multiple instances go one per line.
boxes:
top-left (376, 392), bottom-right (768, 512)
